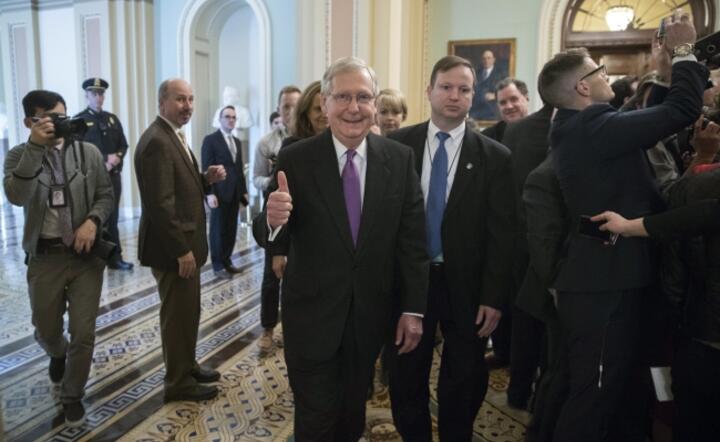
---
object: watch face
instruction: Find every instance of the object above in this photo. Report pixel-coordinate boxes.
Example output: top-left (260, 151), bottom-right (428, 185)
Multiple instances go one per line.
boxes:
top-left (675, 44), bottom-right (693, 56)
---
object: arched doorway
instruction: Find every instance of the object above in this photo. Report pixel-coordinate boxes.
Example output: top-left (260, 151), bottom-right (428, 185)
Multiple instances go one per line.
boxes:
top-left (563, 0), bottom-right (715, 79)
top-left (177, 0), bottom-right (271, 176)
top-left (538, 0), bottom-right (717, 79)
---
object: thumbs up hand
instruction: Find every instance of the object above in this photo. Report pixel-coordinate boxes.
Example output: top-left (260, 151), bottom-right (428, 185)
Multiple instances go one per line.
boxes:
top-left (267, 171), bottom-right (293, 229)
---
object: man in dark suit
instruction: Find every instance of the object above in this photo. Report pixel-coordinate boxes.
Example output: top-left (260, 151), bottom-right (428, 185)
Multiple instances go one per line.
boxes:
top-left (482, 77), bottom-right (531, 144)
top-left (502, 103), bottom-right (554, 409)
top-left (517, 151), bottom-right (571, 442)
top-left (135, 79), bottom-right (227, 402)
top-left (471, 49), bottom-right (506, 121)
top-left (386, 55), bottom-right (515, 441)
top-left (539, 14), bottom-right (708, 441)
top-left (261, 57), bottom-right (428, 442)
top-left (201, 105), bottom-right (249, 279)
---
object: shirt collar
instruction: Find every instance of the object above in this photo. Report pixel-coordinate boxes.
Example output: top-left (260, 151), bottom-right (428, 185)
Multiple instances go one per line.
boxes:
top-left (428, 119), bottom-right (465, 144)
top-left (158, 114), bottom-right (182, 133)
top-left (332, 134), bottom-right (367, 161)
top-left (220, 128), bottom-right (233, 137)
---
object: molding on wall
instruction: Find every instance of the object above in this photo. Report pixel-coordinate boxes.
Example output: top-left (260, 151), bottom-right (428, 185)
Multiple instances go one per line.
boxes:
top-left (9, 24), bottom-right (28, 143)
top-left (537, 0), bottom-right (570, 91)
top-left (0, 0), bottom-right (152, 14)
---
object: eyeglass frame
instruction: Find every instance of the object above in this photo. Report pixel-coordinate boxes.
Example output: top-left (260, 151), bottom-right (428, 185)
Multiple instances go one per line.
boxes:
top-left (328, 92), bottom-right (376, 107)
top-left (578, 64), bottom-right (607, 83)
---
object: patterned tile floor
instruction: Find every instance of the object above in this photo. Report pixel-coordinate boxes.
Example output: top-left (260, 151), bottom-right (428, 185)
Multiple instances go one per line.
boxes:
top-left (0, 203), bottom-right (529, 441)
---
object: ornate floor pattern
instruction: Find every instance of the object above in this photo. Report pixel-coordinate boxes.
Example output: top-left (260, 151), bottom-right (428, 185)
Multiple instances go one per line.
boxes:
top-left (0, 205), bottom-right (529, 441)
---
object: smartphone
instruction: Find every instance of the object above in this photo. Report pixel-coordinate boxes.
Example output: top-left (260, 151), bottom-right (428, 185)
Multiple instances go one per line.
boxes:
top-left (657, 18), bottom-right (666, 39)
top-left (579, 215), bottom-right (618, 246)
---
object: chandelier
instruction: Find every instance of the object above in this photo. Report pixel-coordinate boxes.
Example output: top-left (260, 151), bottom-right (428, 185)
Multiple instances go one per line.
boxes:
top-left (605, 5), bottom-right (635, 31)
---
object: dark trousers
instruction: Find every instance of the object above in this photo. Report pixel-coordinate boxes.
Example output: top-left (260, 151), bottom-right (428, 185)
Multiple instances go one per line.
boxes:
top-left (260, 250), bottom-right (280, 329)
top-left (524, 318), bottom-right (568, 442)
top-left (508, 305), bottom-right (545, 407)
top-left (106, 172), bottom-right (123, 260)
top-left (285, 314), bottom-right (374, 442)
top-left (151, 268), bottom-right (202, 394)
top-left (553, 289), bottom-right (647, 442)
top-left (388, 265), bottom-right (489, 442)
top-left (672, 337), bottom-right (720, 442)
top-left (209, 196), bottom-right (240, 271)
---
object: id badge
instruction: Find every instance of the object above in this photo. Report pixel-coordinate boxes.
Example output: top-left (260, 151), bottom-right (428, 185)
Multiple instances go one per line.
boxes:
top-left (49, 185), bottom-right (68, 208)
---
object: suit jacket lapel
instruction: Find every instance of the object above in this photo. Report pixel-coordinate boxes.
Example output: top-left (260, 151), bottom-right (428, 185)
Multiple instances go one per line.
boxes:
top-left (446, 128), bottom-right (480, 214)
top-left (355, 134), bottom-right (389, 256)
top-left (313, 131), bottom-right (355, 254)
top-left (408, 122), bottom-right (429, 175)
top-left (156, 117), bottom-right (204, 194)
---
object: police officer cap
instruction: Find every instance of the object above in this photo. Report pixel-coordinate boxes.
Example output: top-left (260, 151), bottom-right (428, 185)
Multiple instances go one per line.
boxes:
top-left (82, 78), bottom-right (109, 91)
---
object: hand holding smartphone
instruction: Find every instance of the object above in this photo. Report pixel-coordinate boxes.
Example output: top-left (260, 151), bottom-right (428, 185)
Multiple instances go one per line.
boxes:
top-left (579, 215), bottom-right (619, 246)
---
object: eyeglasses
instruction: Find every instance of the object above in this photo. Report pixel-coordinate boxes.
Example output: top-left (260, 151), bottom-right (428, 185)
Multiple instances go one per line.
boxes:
top-left (330, 93), bottom-right (375, 106)
top-left (579, 64), bottom-right (607, 82)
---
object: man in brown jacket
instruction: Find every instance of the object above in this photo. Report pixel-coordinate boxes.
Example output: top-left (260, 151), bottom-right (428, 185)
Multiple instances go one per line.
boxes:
top-left (135, 78), bottom-right (226, 402)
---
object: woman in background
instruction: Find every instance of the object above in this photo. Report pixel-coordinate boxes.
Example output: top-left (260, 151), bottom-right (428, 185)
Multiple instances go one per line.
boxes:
top-left (375, 88), bottom-right (407, 136)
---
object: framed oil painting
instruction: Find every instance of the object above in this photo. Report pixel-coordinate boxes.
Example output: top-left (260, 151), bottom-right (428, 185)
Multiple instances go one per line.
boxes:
top-left (448, 38), bottom-right (516, 126)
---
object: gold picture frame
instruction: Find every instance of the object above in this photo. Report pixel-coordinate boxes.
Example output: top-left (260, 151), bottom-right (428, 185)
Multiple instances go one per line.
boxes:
top-left (448, 38), bottom-right (516, 126)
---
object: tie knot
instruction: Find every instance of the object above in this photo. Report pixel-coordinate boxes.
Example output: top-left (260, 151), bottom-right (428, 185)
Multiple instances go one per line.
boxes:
top-left (346, 149), bottom-right (356, 161)
top-left (436, 132), bottom-right (450, 143)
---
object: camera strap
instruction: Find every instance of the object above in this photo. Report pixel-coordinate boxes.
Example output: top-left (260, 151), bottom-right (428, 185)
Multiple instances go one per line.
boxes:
top-left (78, 141), bottom-right (90, 211)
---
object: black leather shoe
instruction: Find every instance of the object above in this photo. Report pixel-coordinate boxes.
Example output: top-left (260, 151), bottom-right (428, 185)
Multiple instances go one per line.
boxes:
top-left (224, 265), bottom-right (242, 274)
top-left (49, 356), bottom-right (66, 385)
top-left (163, 385), bottom-right (219, 403)
top-left (214, 269), bottom-right (233, 280)
top-left (108, 260), bottom-right (134, 271)
top-left (192, 366), bottom-right (221, 383)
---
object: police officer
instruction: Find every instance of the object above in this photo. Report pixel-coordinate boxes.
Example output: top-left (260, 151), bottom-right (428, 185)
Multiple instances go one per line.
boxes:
top-left (75, 78), bottom-right (133, 270)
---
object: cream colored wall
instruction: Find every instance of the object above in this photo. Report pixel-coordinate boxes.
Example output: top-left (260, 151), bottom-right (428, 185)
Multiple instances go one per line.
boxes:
top-left (355, 0), bottom-right (429, 124)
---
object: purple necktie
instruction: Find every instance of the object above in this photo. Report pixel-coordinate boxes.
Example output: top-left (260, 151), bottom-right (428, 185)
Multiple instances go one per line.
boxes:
top-left (342, 149), bottom-right (361, 246)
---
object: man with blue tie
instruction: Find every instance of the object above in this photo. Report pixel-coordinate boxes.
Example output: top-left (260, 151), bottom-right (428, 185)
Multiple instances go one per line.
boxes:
top-left (260, 57), bottom-right (428, 441)
top-left (387, 55), bottom-right (515, 441)
top-left (201, 105), bottom-right (249, 279)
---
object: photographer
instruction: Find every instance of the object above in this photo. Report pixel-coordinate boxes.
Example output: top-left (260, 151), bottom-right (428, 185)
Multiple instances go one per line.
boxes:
top-left (2, 90), bottom-right (114, 428)
top-left (539, 11), bottom-right (708, 441)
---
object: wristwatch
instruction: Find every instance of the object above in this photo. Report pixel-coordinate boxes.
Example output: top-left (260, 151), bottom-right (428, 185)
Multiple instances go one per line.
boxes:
top-left (672, 43), bottom-right (695, 58)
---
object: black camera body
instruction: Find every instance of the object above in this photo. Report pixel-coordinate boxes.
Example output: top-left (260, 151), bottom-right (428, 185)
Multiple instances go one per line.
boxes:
top-left (695, 30), bottom-right (720, 68)
top-left (51, 114), bottom-right (88, 139)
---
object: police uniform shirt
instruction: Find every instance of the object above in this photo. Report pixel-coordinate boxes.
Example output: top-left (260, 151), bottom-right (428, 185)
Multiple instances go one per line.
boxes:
top-left (75, 108), bottom-right (129, 168)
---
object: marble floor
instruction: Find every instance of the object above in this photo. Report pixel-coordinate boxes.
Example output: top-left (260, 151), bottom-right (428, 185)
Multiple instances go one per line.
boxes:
top-left (0, 203), bottom-right (530, 441)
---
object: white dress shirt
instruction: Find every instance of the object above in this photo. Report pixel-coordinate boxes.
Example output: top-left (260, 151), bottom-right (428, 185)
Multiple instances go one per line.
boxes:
top-left (421, 120), bottom-right (465, 204)
top-left (333, 135), bottom-right (368, 206)
top-left (158, 115), bottom-right (193, 161)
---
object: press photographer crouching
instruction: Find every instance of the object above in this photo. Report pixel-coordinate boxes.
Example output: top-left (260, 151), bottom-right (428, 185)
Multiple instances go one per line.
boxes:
top-left (2, 90), bottom-right (114, 427)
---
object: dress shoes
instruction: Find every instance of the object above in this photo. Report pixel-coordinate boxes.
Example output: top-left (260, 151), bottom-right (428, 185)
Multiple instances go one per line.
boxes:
top-left (214, 269), bottom-right (233, 280)
top-left (224, 264), bottom-right (242, 274)
top-left (163, 385), bottom-right (219, 403)
top-left (191, 366), bottom-right (221, 383)
top-left (108, 259), bottom-right (134, 271)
